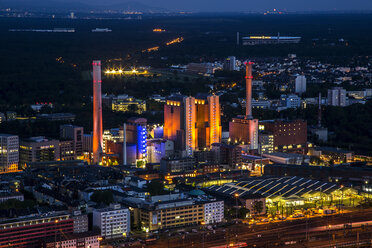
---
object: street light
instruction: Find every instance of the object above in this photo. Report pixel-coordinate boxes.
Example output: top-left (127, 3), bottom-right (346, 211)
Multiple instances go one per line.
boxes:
top-left (234, 193), bottom-right (239, 220)
top-left (201, 221), bottom-right (206, 248)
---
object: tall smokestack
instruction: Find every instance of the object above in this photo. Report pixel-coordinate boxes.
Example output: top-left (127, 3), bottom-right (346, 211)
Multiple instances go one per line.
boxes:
top-left (92, 60), bottom-right (103, 164)
top-left (123, 123), bottom-right (127, 165)
top-left (237, 32), bottom-right (240, 45)
top-left (318, 92), bottom-right (322, 128)
top-left (245, 62), bottom-right (253, 118)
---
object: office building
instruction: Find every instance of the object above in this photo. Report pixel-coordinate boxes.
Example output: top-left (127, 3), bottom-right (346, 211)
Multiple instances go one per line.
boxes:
top-left (280, 94), bottom-right (301, 109)
top-left (71, 211), bottom-right (89, 234)
top-left (294, 75), bottom-right (306, 94)
top-left (60, 125), bottom-right (83, 157)
top-left (223, 56), bottom-right (237, 71)
top-left (147, 139), bottom-right (174, 163)
top-left (259, 120), bottom-right (307, 152)
top-left (328, 87), bottom-right (347, 106)
top-left (0, 134), bottom-right (19, 173)
top-left (212, 143), bottom-right (242, 168)
top-left (160, 157), bottom-right (195, 173)
top-left (164, 94), bottom-right (222, 155)
top-left (93, 204), bottom-right (130, 238)
top-left (258, 133), bottom-right (274, 154)
top-left (19, 137), bottom-right (60, 167)
top-left (126, 194), bottom-right (224, 232)
top-left (59, 140), bottom-right (75, 161)
top-left (0, 214), bottom-right (73, 248)
top-left (92, 60), bottom-right (103, 164)
top-left (229, 62), bottom-right (259, 150)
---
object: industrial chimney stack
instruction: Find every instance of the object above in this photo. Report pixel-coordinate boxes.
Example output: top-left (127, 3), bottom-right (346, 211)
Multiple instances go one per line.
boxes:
top-left (92, 60), bottom-right (103, 164)
top-left (245, 62), bottom-right (254, 119)
top-left (318, 92), bottom-right (322, 128)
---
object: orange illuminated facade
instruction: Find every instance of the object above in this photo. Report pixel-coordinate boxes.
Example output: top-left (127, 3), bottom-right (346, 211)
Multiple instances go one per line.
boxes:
top-left (164, 94), bottom-right (221, 155)
top-left (229, 117), bottom-right (259, 149)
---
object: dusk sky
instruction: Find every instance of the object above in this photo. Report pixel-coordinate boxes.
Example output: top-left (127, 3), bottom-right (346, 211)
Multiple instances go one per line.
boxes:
top-left (79, 0), bottom-right (372, 11)
top-left (7, 0), bottom-right (372, 12)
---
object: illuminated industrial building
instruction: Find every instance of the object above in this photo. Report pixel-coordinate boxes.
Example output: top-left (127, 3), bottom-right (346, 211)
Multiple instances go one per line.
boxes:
top-left (259, 119), bottom-right (307, 152)
top-left (126, 118), bottom-right (147, 160)
top-left (92, 60), bottom-right (103, 164)
top-left (207, 176), bottom-right (357, 208)
top-left (242, 35), bottom-right (301, 45)
top-left (164, 94), bottom-right (222, 156)
top-left (229, 62), bottom-right (259, 150)
top-left (112, 98), bottom-right (146, 114)
top-left (0, 134), bottom-right (19, 173)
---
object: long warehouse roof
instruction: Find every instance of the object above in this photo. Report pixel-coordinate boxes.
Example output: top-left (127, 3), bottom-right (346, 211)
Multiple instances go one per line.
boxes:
top-left (207, 176), bottom-right (342, 199)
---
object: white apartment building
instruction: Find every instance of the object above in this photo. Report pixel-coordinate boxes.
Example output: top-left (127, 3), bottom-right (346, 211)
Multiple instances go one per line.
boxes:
top-left (203, 200), bottom-right (224, 224)
top-left (295, 75), bottom-right (306, 94)
top-left (93, 204), bottom-right (130, 238)
top-left (328, 87), bottom-right (347, 106)
top-left (47, 235), bottom-right (100, 248)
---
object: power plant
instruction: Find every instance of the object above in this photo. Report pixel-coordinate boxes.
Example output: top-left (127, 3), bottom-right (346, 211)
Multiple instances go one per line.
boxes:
top-left (92, 60), bottom-right (103, 164)
top-left (229, 62), bottom-right (259, 150)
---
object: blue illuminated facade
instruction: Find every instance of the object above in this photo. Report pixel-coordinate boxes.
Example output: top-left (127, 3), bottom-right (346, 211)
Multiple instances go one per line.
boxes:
top-left (137, 125), bottom-right (147, 158)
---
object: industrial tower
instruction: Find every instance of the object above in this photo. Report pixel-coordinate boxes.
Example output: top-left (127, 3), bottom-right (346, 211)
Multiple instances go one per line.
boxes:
top-left (92, 60), bottom-right (103, 164)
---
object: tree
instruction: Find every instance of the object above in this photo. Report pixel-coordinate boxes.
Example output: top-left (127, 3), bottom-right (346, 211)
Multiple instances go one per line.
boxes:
top-left (238, 207), bottom-right (250, 219)
top-left (147, 180), bottom-right (167, 196)
top-left (90, 191), bottom-right (114, 205)
top-left (253, 201), bottom-right (264, 215)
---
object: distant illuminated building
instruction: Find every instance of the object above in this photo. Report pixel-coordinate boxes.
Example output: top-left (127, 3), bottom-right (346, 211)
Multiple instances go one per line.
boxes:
top-left (0, 134), bottom-right (19, 173)
top-left (112, 98), bottom-right (146, 114)
top-left (126, 117), bottom-right (148, 164)
top-left (153, 28), bottom-right (166, 32)
top-left (164, 94), bottom-right (222, 156)
top-left (229, 62), bottom-right (259, 150)
top-left (92, 60), bottom-right (103, 165)
top-left (242, 34), bottom-right (301, 45)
